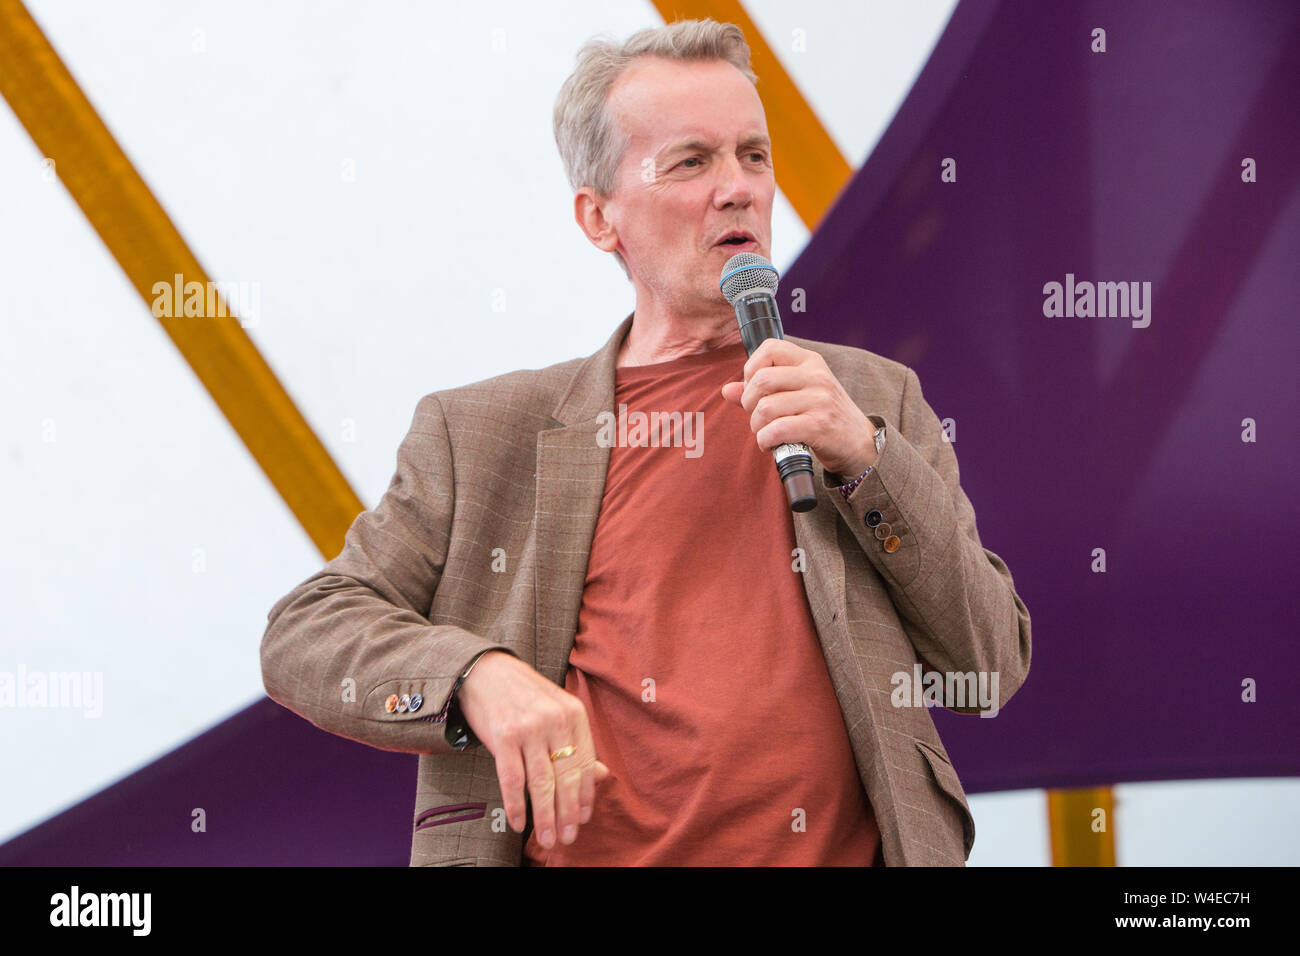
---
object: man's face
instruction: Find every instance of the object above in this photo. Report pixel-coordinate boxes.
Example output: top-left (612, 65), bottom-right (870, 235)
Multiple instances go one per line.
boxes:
top-left (596, 56), bottom-right (775, 314)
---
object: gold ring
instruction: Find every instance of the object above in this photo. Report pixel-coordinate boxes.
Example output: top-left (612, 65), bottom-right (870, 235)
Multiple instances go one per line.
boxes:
top-left (549, 745), bottom-right (577, 761)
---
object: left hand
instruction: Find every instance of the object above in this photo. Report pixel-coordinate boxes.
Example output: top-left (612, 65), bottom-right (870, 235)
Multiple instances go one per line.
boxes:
top-left (720, 338), bottom-right (878, 479)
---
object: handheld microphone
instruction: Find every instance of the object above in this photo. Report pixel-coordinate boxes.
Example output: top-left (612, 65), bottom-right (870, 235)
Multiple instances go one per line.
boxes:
top-left (719, 252), bottom-right (818, 513)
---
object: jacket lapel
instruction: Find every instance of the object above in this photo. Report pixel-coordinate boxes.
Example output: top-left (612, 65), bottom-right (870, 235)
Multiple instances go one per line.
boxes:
top-left (792, 460), bottom-right (849, 635)
top-left (532, 314), bottom-right (631, 685)
top-left (791, 464), bottom-right (877, 768)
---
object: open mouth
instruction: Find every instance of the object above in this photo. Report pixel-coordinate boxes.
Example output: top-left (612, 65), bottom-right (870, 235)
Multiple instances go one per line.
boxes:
top-left (715, 233), bottom-right (757, 250)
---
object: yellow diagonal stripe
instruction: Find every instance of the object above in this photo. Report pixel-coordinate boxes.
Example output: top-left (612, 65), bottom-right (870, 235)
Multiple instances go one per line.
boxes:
top-left (1049, 787), bottom-right (1117, 866)
top-left (649, 0), bottom-right (853, 229)
top-left (0, 0), bottom-right (361, 558)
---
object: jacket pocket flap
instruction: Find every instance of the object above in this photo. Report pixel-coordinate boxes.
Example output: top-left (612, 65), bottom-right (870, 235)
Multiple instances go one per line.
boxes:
top-left (418, 856), bottom-right (477, 867)
top-left (414, 801), bottom-right (487, 832)
top-left (914, 740), bottom-right (975, 858)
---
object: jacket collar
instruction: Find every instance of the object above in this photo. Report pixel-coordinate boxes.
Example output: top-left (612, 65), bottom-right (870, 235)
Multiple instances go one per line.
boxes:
top-left (551, 312), bottom-right (634, 426)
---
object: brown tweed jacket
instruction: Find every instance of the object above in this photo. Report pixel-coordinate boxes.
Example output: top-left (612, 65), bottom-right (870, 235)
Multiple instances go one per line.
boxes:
top-left (260, 312), bottom-right (1031, 866)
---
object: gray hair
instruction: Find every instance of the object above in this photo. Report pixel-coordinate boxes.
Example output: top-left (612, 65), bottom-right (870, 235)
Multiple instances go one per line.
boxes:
top-left (553, 19), bottom-right (758, 278)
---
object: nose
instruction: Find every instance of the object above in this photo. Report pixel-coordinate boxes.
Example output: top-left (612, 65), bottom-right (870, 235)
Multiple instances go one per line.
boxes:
top-left (712, 153), bottom-right (753, 210)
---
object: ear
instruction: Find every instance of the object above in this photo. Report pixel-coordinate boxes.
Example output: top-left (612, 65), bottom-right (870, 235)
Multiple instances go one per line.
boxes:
top-left (574, 187), bottom-right (620, 254)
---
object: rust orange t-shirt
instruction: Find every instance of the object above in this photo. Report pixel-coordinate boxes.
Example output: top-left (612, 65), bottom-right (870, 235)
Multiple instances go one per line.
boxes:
top-left (522, 339), bottom-right (881, 866)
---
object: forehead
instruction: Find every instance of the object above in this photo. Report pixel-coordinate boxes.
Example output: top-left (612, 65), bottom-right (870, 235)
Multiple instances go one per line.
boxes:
top-left (607, 56), bottom-right (767, 150)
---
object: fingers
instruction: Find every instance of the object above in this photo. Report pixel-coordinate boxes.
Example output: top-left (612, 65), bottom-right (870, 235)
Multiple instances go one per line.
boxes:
top-left (484, 677), bottom-right (613, 850)
top-left (522, 696), bottom-right (608, 850)
top-left (522, 736), bottom-right (560, 849)
top-left (549, 739), bottom-right (585, 846)
top-left (548, 696), bottom-right (598, 846)
top-left (495, 742), bottom-right (528, 835)
top-left (576, 747), bottom-right (596, 826)
top-left (569, 700), bottom-right (603, 831)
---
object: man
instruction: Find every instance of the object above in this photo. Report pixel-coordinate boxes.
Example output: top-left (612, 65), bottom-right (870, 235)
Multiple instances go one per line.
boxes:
top-left (260, 18), bottom-right (1031, 866)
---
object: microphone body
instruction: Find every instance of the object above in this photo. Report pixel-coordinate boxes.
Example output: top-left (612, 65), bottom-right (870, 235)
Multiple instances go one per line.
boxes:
top-left (719, 253), bottom-right (819, 513)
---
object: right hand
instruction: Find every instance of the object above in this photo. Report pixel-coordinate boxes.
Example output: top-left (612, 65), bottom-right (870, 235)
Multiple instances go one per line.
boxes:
top-left (455, 650), bottom-right (611, 849)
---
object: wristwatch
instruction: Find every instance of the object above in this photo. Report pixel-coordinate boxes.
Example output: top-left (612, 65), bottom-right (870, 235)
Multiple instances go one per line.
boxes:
top-left (443, 650), bottom-right (495, 750)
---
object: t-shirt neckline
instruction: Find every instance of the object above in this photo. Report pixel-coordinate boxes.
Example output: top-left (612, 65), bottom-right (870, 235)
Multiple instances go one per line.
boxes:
top-left (614, 340), bottom-right (749, 382)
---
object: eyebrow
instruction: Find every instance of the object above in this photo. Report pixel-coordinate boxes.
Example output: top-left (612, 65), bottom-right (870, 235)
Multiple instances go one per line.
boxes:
top-left (663, 134), bottom-right (771, 156)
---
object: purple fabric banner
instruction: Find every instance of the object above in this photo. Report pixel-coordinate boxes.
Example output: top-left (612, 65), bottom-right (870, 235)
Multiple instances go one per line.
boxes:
top-left (0, 700), bottom-right (414, 866)
top-left (783, 0), bottom-right (1300, 791)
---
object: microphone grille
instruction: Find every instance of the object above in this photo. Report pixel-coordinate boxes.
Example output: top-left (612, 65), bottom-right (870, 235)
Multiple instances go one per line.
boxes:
top-left (719, 252), bottom-right (779, 304)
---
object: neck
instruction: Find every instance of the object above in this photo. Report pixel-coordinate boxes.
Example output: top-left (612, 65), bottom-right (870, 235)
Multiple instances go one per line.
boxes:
top-left (616, 300), bottom-right (743, 369)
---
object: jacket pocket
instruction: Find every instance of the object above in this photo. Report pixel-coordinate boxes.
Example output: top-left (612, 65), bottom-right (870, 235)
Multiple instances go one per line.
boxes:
top-left (914, 740), bottom-right (976, 859)
top-left (414, 801), bottom-right (487, 832)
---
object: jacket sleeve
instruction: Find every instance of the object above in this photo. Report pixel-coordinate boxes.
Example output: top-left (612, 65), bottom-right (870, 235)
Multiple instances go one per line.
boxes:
top-left (260, 392), bottom-right (519, 755)
top-left (822, 366), bottom-right (1031, 712)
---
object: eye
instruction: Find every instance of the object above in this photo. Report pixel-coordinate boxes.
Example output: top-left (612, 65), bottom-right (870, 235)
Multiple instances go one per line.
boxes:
top-left (746, 151), bottom-right (767, 163)
top-left (678, 156), bottom-right (701, 168)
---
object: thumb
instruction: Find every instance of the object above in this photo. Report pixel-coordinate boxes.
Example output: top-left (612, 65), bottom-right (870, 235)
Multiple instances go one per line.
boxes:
top-left (594, 760), bottom-right (612, 782)
top-left (720, 381), bottom-right (743, 404)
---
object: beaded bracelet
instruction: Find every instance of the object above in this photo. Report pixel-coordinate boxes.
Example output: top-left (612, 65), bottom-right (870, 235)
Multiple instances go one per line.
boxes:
top-left (838, 426), bottom-right (886, 501)
top-left (838, 465), bottom-right (874, 501)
